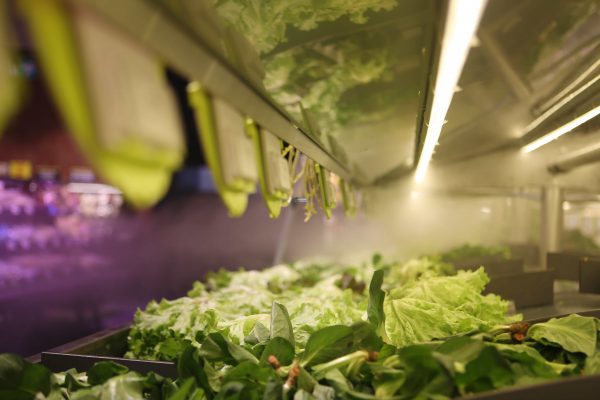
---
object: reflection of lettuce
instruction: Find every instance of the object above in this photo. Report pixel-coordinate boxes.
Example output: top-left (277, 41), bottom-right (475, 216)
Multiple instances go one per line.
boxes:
top-left (264, 30), bottom-right (404, 134)
top-left (214, 1), bottom-right (414, 145)
top-left (214, 0), bottom-right (397, 53)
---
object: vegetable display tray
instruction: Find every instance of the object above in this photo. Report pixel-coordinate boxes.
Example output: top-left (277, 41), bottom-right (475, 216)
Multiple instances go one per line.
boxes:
top-left (29, 325), bottom-right (177, 378)
top-left (30, 310), bottom-right (600, 399)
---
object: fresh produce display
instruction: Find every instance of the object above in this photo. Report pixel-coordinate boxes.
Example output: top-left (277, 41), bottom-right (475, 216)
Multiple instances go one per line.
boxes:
top-left (3, 302), bottom-right (600, 399)
top-left (439, 244), bottom-right (511, 264)
top-left (127, 256), bottom-right (514, 361)
top-left (3, 248), bottom-right (599, 399)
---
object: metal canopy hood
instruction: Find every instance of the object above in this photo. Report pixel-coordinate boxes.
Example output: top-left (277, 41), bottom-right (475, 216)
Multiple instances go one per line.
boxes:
top-left (436, 0), bottom-right (600, 165)
top-left (73, 0), bottom-right (599, 187)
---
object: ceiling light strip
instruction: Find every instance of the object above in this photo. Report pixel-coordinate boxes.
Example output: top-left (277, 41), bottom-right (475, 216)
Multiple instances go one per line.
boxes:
top-left (414, 0), bottom-right (488, 183)
top-left (537, 58), bottom-right (600, 114)
top-left (522, 105), bottom-right (600, 153)
top-left (522, 72), bottom-right (600, 135)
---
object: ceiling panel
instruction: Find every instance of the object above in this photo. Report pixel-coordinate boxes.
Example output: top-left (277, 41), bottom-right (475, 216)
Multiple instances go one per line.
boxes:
top-left (435, 0), bottom-right (600, 164)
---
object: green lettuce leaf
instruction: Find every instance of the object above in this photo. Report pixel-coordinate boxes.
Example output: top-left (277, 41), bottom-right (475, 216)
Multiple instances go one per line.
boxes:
top-left (383, 268), bottom-right (516, 347)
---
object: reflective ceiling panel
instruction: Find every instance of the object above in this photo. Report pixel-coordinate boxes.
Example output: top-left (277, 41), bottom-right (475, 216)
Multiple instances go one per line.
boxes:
top-left (156, 0), bottom-right (438, 183)
top-left (435, 0), bottom-right (600, 164)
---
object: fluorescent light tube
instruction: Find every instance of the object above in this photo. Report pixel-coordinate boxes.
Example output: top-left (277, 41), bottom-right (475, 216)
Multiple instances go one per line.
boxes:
top-left (522, 105), bottom-right (600, 153)
top-left (414, 0), bottom-right (487, 183)
top-left (537, 59), bottom-right (600, 114)
top-left (522, 72), bottom-right (600, 136)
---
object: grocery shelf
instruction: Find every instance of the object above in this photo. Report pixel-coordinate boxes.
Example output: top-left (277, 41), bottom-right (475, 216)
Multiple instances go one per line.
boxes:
top-left (70, 0), bottom-right (357, 184)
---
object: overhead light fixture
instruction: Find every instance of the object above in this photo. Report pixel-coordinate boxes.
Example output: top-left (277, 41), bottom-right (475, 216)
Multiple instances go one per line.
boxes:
top-left (522, 72), bottom-right (600, 136)
top-left (414, 0), bottom-right (488, 183)
top-left (521, 105), bottom-right (600, 153)
top-left (536, 59), bottom-right (600, 116)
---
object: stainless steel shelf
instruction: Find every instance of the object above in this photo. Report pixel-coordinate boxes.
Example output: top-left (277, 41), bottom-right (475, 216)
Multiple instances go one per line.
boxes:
top-left (73, 0), bottom-right (359, 184)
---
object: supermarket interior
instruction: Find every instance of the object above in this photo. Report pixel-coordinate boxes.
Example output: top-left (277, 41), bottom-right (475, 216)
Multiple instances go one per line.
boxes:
top-left (1, 0), bottom-right (600, 399)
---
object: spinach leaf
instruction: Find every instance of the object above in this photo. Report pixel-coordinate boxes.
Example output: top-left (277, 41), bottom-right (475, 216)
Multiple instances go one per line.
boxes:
top-left (528, 314), bottom-right (597, 356)
top-left (396, 345), bottom-right (454, 399)
top-left (436, 336), bottom-right (485, 366)
top-left (71, 372), bottom-right (145, 400)
top-left (87, 361), bottom-right (129, 385)
top-left (178, 346), bottom-right (215, 398)
top-left (166, 377), bottom-right (196, 400)
top-left (199, 333), bottom-right (233, 363)
top-left (270, 302), bottom-right (295, 347)
top-left (0, 353), bottom-right (52, 398)
top-left (493, 343), bottom-right (575, 379)
top-left (199, 332), bottom-right (258, 364)
top-left (301, 326), bottom-right (354, 367)
top-left (245, 323), bottom-right (270, 346)
top-left (260, 337), bottom-right (295, 366)
top-left (454, 346), bottom-right (513, 394)
top-left (367, 269), bottom-right (385, 329)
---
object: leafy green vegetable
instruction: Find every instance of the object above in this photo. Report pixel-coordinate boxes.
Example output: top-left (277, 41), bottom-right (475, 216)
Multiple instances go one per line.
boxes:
top-left (128, 262), bottom-right (369, 360)
top-left (244, 322), bottom-right (270, 346)
top-left (395, 345), bottom-right (455, 399)
top-left (87, 361), bottom-right (129, 385)
top-left (3, 306), bottom-right (600, 399)
top-left (384, 268), bottom-right (517, 347)
top-left (440, 244), bottom-right (511, 263)
top-left (270, 302), bottom-right (295, 346)
top-left (385, 256), bottom-right (455, 287)
top-left (492, 343), bottom-right (574, 380)
top-left (261, 337), bottom-right (295, 366)
top-left (0, 353), bottom-right (52, 399)
top-left (366, 269), bottom-right (385, 329)
top-left (301, 325), bottom-right (355, 367)
top-left (528, 314), bottom-right (598, 357)
top-left (0, 354), bottom-right (193, 400)
top-left (55, 252), bottom-right (594, 398)
top-left (455, 346), bottom-right (514, 393)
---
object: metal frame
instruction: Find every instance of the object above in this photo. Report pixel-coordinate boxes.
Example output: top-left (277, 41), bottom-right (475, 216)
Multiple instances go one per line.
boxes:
top-left (71, 0), bottom-right (358, 184)
top-left (41, 352), bottom-right (178, 378)
top-left (549, 141), bottom-right (600, 174)
top-left (412, 0), bottom-right (445, 172)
